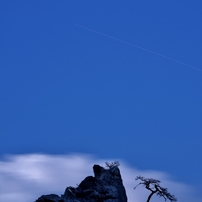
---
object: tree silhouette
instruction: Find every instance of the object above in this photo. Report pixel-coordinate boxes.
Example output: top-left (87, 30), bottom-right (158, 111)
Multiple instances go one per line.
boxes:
top-left (134, 176), bottom-right (177, 202)
top-left (105, 161), bottom-right (120, 169)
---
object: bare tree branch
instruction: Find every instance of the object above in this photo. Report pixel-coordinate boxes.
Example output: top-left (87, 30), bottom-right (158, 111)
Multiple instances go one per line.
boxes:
top-left (134, 176), bottom-right (177, 202)
top-left (105, 161), bottom-right (120, 169)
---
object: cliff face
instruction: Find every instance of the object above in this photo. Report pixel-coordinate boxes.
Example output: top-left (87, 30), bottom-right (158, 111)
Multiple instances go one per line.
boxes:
top-left (35, 164), bottom-right (127, 202)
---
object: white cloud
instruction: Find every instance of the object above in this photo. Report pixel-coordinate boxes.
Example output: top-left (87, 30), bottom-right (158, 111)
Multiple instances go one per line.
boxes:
top-left (0, 153), bottom-right (201, 202)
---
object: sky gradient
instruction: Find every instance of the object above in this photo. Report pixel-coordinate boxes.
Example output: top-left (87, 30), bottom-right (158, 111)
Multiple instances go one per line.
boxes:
top-left (0, 1), bottom-right (202, 201)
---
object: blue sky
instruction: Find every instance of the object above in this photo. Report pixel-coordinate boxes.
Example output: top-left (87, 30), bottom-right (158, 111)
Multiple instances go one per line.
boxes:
top-left (0, 1), bottom-right (202, 201)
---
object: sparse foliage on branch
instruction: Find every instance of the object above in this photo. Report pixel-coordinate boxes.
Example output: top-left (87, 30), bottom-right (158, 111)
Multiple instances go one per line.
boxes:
top-left (134, 176), bottom-right (177, 202)
top-left (105, 161), bottom-right (120, 169)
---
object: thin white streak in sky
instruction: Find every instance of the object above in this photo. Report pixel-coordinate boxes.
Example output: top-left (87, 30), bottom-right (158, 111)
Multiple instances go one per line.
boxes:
top-left (74, 24), bottom-right (202, 72)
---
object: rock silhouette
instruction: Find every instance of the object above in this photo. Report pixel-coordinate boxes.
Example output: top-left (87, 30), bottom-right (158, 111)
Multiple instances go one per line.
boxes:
top-left (35, 164), bottom-right (127, 202)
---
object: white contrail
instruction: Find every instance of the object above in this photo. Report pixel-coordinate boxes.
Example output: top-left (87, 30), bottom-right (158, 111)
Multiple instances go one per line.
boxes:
top-left (74, 24), bottom-right (202, 72)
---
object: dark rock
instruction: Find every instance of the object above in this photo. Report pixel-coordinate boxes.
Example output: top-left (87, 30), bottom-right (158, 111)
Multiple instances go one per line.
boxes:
top-left (35, 164), bottom-right (127, 202)
top-left (35, 194), bottom-right (63, 202)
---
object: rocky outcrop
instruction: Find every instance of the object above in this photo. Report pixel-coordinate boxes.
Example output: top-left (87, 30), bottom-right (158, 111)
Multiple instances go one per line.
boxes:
top-left (35, 164), bottom-right (127, 202)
